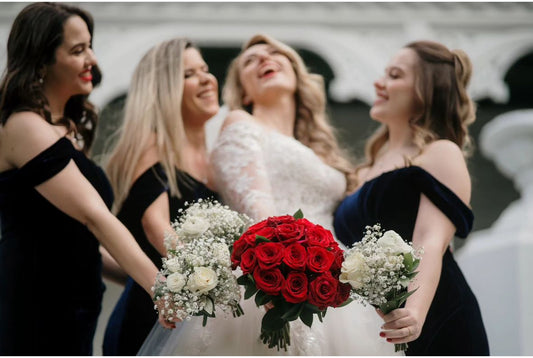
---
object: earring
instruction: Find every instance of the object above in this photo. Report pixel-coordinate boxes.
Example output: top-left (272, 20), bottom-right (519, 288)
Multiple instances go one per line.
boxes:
top-left (39, 77), bottom-right (44, 84)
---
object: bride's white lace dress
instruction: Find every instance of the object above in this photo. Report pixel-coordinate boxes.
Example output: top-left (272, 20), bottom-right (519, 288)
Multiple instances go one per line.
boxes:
top-left (138, 120), bottom-right (400, 355)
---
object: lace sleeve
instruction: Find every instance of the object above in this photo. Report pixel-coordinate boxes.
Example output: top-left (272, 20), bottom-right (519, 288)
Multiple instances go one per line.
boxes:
top-left (210, 120), bottom-right (276, 221)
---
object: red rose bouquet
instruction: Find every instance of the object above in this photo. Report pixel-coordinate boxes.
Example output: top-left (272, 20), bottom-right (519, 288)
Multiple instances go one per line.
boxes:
top-left (232, 210), bottom-right (352, 351)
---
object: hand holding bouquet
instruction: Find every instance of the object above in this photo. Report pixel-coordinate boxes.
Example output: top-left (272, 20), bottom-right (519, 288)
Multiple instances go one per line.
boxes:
top-left (232, 210), bottom-right (351, 351)
top-left (152, 199), bottom-right (252, 325)
top-left (340, 224), bottom-right (423, 352)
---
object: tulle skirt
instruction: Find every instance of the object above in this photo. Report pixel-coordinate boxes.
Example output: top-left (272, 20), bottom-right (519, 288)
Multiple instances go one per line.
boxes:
top-left (138, 294), bottom-right (401, 356)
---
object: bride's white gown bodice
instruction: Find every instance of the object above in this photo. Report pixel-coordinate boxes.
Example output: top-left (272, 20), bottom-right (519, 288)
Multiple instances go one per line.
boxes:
top-left (140, 120), bottom-right (400, 355)
top-left (212, 120), bottom-right (345, 232)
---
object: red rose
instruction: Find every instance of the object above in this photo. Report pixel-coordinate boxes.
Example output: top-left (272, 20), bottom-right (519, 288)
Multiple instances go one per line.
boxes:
top-left (283, 243), bottom-right (307, 271)
top-left (334, 282), bottom-right (352, 307)
top-left (232, 237), bottom-right (252, 269)
top-left (307, 246), bottom-right (335, 273)
top-left (329, 248), bottom-right (345, 273)
top-left (275, 223), bottom-right (305, 243)
top-left (296, 218), bottom-right (315, 229)
top-left (267, 215), bottom-right (295, 227)
top-left (306, 225), bottom-right (336, 247)
top-left (253, 267), bottom-right (284, 296)
top-left (281, 271), bottom-right (308, 303)
top-left (241, 232), bottom-right (258, 247)
top-left (240, 248), bottom-right (257, 274)
top-left (308, 272), bottom-right (339, 310)
top-left (247, 220), bottom-right (269, 234)
top-left (254, 226), bottom-right (276, 241)
top-left (255, 242), bottom-right (284, 270)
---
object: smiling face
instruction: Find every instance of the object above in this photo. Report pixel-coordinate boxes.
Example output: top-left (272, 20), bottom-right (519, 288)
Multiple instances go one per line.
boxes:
top-left (181, 47), bottom-right (219, 125)
top-left (370, 48), bottom-right (420, 125)
top-left (237, 43), bottom-right (297, 105)
top-left (43, 15), bottom-right (97, 100)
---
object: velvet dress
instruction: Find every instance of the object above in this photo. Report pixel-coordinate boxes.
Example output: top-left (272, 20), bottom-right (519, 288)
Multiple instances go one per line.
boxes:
top-left (102, 163), bottom-right (218, 356)
top-left (333, 165), bottom-right (490, 356)
top-left (0, 137), bottom-right (113, 355)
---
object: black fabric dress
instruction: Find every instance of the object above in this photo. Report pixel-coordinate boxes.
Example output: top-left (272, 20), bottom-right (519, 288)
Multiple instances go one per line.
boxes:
top-left (102, 163), bottom-right (219, 356)
top-left (0, 137), bottom-right (113, 355)
top-left (333, 166), bottom-right (489, 356)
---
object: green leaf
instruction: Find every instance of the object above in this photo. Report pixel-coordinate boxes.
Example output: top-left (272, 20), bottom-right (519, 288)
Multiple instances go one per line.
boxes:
top-left (403, 252), bottom-right (414, 271)
top-left (299, 309), bottom-right (314, 327)
top-left (255, 290), bottom-right (273, 306)
top-left (304, 302), bottom-right (323, 313)
top-left (244, 284), bottom-right (259, 300)
top-left (396, 288), bottom-right (418, 307)
top-left (338, 297), bottom-right (353, 307)
top-left (237, 274), bottom-right (253, 286)
top-left (262, 308), bottom-right (286, 332)
top-left (281, 303), bottom-right (303, 322)
top-left (255, 235), bottom-right (271, 244)
top-left (411, 259), bottom-right (420, 271)
top-left (293, 209), bottom-right (304, 219)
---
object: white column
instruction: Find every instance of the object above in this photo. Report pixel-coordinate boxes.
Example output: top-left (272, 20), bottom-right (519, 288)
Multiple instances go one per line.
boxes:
top-left (457, 109), bottom-right (533, 355)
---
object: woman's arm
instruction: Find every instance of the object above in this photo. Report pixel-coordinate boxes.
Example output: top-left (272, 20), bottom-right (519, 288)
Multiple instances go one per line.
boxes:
top-left (379, 140), bottom-right (471, 344)
top-left (100, 246), bottom-right (128, 285)
top-left (210, 110), bottom-right (277, 220)
top-left (3, 113), bottom-right (159, 296)
top-left (141, 192), bottom-right (172, 257)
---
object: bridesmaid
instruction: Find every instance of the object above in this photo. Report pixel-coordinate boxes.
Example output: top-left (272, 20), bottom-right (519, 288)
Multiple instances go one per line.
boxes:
top-left (334, 40), bottom-right (490, 355)
top-left (102, 38), bottom-right (220, 356)
top-left (0, 3), bottom-right (165, 355)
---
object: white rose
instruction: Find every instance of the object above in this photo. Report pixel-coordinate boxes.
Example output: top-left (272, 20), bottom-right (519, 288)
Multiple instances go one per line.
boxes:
top-left (181, 217), bottom-right (210, 237)
top-left (377, 230), bottom-right (412, 255)
top-left (166, 272), bottom-right (186, 293)
top-left (186, 267), bottom-right (218, 294)
top-left (339, 252), bottom-right (369, 289)
top-left (165, 257), bottom-right (181, 273)
top-left (212, 243), bottom-right (230, 264)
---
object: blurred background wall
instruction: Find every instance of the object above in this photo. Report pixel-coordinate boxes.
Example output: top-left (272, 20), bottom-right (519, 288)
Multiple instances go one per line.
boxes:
top-left (1, 2), bottom-right (532, 355)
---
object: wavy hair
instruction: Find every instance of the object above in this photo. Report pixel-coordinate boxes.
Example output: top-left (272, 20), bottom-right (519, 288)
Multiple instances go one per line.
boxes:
top-left (105, 38), bottom-right (193, 211)
top-left (361, 40), bottom-right (476, 174)
top-left (0, 2), bottom-right (102, 153)
top-left (223, 34), bottom-right (357, 192)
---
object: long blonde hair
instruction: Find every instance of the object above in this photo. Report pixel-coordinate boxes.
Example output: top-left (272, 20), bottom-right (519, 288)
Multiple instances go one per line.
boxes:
top-left (223, 34), bottom-right (357, 192)
top-left (105, 38), bottom-right (193, 211)
top-left (360, 40), bottom-right (476, 176)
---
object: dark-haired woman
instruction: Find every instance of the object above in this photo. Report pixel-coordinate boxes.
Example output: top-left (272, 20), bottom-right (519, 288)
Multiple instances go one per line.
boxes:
top-left (0, 3), bottom-right (165, 355)
top-left (334, 41), bottom-right (490, 355)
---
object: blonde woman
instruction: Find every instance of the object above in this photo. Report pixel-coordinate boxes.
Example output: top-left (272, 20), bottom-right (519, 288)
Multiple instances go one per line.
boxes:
top-left (102, 38), bottom-right (219, 355)
top-left (140, 34), bottom-right (397, 355)
top-left (334, 41), bottom-right (489, 355)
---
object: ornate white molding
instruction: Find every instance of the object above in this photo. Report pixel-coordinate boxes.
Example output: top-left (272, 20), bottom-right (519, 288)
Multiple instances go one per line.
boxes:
top-left (1, 2), bottom-right (532, 107)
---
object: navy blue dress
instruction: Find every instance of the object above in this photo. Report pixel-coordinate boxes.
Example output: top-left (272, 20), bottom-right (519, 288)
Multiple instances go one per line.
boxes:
top-left (102, 163), bottom-right (219, 356)
top-left (0, 137), bottom-right (113, 355)
top-left (334, 166), bottom-right (489, 356)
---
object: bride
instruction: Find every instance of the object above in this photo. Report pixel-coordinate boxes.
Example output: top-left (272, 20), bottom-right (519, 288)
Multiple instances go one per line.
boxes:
top-left (139, 34), bottom-right (399, 356)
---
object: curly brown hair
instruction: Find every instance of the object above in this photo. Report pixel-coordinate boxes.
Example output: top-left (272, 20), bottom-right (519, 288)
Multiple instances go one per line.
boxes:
top-left (0, 2), bottom-right (102, 154)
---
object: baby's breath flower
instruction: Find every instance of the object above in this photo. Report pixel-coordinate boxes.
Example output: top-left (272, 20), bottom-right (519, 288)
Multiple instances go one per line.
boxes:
top-left (152, 199), bottom-right (250, 324)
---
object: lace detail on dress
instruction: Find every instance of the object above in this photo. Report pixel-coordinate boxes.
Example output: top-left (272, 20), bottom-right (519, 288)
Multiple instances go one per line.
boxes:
top-left (211, 120), bottom-right (346, 233)
top-left (211, 120), bottom-right (276, 221)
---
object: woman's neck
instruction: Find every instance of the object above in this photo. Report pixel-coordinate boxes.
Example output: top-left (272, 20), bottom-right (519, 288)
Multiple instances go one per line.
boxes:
top-left (181, 125), bottom-right (210, 185)
top-left (43, 89), bottom-right (67, 123)
top-left (387, 122), bottom-right (414, 151)
top-left (253, 94), bottom-right (296, 137)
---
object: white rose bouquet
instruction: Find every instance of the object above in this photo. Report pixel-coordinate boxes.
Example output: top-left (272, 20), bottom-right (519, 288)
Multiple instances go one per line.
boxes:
top-left (340, 224), bottom-right (423, 352)
top-left (153, 199), bottom-right (252, 325)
